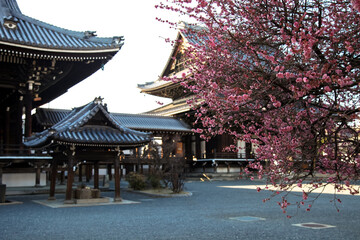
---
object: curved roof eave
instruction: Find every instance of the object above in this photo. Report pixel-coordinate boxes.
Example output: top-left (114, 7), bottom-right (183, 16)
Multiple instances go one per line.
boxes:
top-left (0, 40), bottom-right (122, 54)
top-left (0, 6), bottom-right (124, 52)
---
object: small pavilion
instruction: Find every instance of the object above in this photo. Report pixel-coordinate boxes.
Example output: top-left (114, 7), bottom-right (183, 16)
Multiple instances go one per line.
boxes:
top-left (24, 97), bottom-right (152, 203)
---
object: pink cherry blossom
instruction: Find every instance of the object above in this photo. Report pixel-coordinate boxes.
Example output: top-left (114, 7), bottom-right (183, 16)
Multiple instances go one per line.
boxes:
top-left (160, 0), bottom-right (360, 214)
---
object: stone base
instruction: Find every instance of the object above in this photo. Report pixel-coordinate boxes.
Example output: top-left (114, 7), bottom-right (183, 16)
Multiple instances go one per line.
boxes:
top-left (91, 189), bottom-right (101, 198)
top-left (75, 188), bottom-right (92, 199)
top-left (74, 197), bottom-right (110, 204)
top-left (113, 197), bottom-right (122, 202)
top-left (48, 196), bottom-right (56, 201)
top-left (64, 199), bottom-right (75, 204)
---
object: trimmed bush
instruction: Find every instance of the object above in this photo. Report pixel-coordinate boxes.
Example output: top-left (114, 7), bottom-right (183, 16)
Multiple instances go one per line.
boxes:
top-left (125, 172), bottom-right (146, 190)
top-left (147, 175), bottom-right (162, 189)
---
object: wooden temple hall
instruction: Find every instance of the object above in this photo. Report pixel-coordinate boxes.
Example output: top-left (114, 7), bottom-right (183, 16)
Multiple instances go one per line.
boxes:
top-left (0, 0), bottom-right (133, 203)
top-left (138, 22), bottom-right (258, 175)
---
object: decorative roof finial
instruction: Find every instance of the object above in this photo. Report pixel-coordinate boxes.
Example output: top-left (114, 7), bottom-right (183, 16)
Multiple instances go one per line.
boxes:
top-left (84, 31), bottom-right (97, 39)
top-left (3, 16), bottom-right (19, 30)
top-left (94, 96), bottom-right (103, 104)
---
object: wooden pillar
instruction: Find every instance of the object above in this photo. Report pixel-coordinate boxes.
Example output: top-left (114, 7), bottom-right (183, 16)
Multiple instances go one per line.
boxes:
top-left (5, 107), bottom-right (10, 153)
top-left (34, 163), bottom-right (42, 187)
top-left (0, 164), bottom-right (5, 203)
top-left (16, 95), bottom-right (24, 146)
top-left (24, 81), bottom-right (33, 138)
top-left (225, 162), bottom-right (230, 173)
top-left (86, 164), bottom-right (92, 182)
top-left (65, 146), bottom-right (76, 204)
top-left (60, 171), bottom-right (65, 185)
top-left (0, 166), bottom-right (3, 185)
top-left (78, 164), bottom-right (83, 182)
top-left (196, 135), bottom-right (201, 160)
top-left (107, 164), bottom-right (112, 181)
top-left (94, 161), bottom-right (99, 189)
top-left (48, 158), bottom-right (58, 200)
top-left (114, 150), bottom-right (122, 202)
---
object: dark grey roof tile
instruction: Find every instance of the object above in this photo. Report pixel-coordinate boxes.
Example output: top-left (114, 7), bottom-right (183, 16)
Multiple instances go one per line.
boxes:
top-left (0, 0), bottom-right (123, 51)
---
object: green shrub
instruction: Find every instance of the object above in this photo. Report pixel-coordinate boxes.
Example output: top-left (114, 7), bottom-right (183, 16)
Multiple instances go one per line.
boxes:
top-left (125, 172), bottom-right (146, 190)
top-left (147, 175), bottom-right (162, 189)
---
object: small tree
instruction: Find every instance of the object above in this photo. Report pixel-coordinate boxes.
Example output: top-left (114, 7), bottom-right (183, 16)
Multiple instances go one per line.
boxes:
top-left (163, 157), bottom-right (186, 193)
top-left (142, 135), bottom-right (186, 193)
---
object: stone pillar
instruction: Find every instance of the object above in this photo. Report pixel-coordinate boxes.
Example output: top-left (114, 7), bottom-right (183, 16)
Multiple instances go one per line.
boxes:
top-left (114, 150), bottom-right (122, 202)
top-left (94, 161), bottom-right (99, 189)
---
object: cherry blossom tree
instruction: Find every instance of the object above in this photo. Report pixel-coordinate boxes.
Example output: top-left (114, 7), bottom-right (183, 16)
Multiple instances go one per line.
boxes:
top-left (157, 0), bottom-right (360, 215)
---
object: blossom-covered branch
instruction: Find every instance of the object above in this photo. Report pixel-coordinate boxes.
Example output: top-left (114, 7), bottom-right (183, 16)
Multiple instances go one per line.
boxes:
top-left (158, 0), bottom-right (360, 214)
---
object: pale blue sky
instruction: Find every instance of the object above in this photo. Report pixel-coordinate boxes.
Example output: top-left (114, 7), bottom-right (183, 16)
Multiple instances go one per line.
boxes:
top-left (17, 0), bottom-right (178, 113)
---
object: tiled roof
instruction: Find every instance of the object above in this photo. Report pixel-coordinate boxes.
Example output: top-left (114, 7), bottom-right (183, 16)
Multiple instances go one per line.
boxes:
top-left (24, 98), bottom-right (152, 148)
top-left (144, 96), bottom-right (193, 117)
top-left (137, 80), bottom-right (173, 91)
top-left (33, 107), bottom-right (192, 134)
top-left (179, 22), bottom-right (207, 46)
top-left (0, 0), bottom-right (123, 52)
top-left (112, 113), bottom-right (191, 133)
top-left (137, 22), bottom-right (205, 92)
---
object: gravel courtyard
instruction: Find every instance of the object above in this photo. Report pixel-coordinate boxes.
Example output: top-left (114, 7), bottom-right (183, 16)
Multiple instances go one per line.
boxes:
top-left (1, 180), bottom-right (359, 240)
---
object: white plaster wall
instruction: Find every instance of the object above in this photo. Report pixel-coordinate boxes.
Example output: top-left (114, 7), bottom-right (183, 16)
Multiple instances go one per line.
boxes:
top-left (216, 167), bottom-right (241, 173)
top-left (3, 173), bottom-right (47, 187)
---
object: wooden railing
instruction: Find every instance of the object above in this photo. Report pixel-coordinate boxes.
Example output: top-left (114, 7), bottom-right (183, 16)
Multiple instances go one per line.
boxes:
top-left (0, 144), bottom-right (46, 157)
top-left (205, 152), bottom-right (255, 160)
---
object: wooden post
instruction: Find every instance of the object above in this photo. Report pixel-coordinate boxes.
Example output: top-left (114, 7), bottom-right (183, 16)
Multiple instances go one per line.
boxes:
top-left (0, 167), bottom-right (4, 203)
top-left (34, 163), bottom-right (42, 187)
top-left (5, 107), bottom-right (10, 153)
top-left (78, 164), bottom-right (83, 182)
top-left (64, 146), bottom-right (76, 204)
top-left (60, 171), bottom-right (65, 185)
top-left (114, 149), bottom-right (122, 202)
top-left (48, 158), bottom-right (58, 200)
top-left (86, 164), bottom-right (92, 182)
top-left (0, 166), bottom-right (3, 185)
top-left (107, 164), bottom-right (112, 181)
top-left (0, 163), bottom-right (7, 203)
top-left (25, 80), bottom-right (35, 138)
top-left (94, 161), bottom-right (99, 189)
top-left (16, 95), bottom-right (24, 147)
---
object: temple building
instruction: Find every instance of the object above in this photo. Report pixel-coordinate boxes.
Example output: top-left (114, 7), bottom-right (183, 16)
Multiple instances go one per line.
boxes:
top-left (0, 0), bottom-right (124, 201)
top-left (30, 101), bottom-right (192, 175)
top-left (138, 22), bottom-right (257, 176)
top-left (0, 0), bottom-right (123, 149)
top-left (24, 97), bottom-right (152, 202)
